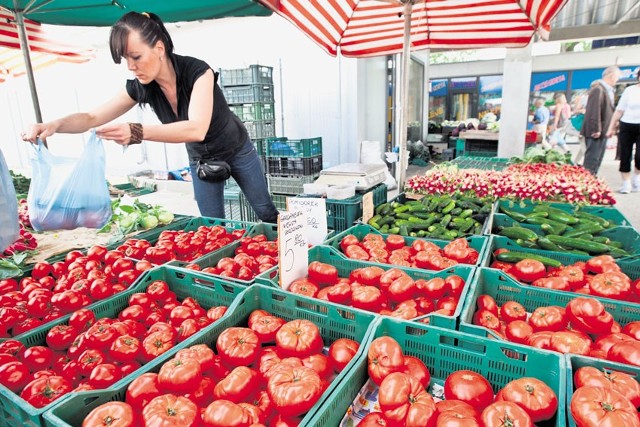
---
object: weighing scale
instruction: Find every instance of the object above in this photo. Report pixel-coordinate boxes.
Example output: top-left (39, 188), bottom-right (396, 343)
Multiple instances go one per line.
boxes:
top-left (314, 163), bottom-right (386, 191)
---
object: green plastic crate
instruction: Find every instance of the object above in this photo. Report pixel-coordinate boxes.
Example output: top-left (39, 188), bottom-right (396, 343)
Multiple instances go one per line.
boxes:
top-left (0, 266), bottom-right (244, 427)
top-left (491, 214), bottom-right (640, 256)
top-left (324, 223), bottom-right (489, 268)
top-left (361, 183), bottom-right (388, 207)
top-left (43, 284), bottom-right (377, 427)
top-left (307, 317), bottom-right (566, 427)
top-left (565, 354), bottom-right (640, 427)
top-left (255, 245), bottom-right (475, 329)
top-left (495, 199), bottom-right (632, 227)
top-left (459, 268), bottom-right (640, 340)
top-left (271, 193), bottom-right (288, 211)
top-left (170, 222), bottom-right (280, 285)
top-left (266, 136), bottom-right (323, 158)
top-left (267, 174), bottom-right (319, 195)
top-left (450, 156), bottom-right (510, 171)
top-left (228, 102), bottom-right (275, 122)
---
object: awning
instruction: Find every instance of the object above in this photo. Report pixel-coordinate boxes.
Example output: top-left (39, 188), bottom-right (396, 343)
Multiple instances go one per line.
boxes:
top-left (258, 0), bottom-right (569, 58)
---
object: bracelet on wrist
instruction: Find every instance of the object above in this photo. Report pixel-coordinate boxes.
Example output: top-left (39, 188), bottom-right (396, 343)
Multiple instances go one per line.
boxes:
top-left (128, 123), bottom-right (143, 145)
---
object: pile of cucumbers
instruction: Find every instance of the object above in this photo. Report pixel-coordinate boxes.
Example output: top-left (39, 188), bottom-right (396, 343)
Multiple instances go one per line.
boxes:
top-left (368, 194), bottom-right (492, 240)
top-left (496, 204), bottom-right (630, 257)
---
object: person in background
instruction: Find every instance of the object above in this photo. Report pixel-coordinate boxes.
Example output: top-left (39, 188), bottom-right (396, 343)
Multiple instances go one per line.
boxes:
top-left (606, 72), bottom-right (640, 194)
top-left (570, 93), bottom-right (587, 165)
top-left (532, 97), bottom-right (550, 146)
top-left (22, 11), bottom-right (279, 223)
top-left (581, 66), bottom-right (621, 176)
top-left (548, 93), bottom-right (571, 152)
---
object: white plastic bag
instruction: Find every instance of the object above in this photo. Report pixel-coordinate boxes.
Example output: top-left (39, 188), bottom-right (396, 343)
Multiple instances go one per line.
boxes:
top-left (27, 131), bottom-right (112, 231)
top-left (0, 149), bottom-right (19, 252)
top-left (360, 140), bottom-right (397, 190)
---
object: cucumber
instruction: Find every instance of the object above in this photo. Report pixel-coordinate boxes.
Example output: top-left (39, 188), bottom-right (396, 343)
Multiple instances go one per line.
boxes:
top-left (548, 210), bottom-right (579, 225)
top-left (537, 236), bottom-right (564, 252)
top-left (499, 206), bottom-right (527, 222)
top-left (575, 210), bottom-right (611, 228)
top-left (450, 207), bottom-right (463, 216)
top-left (562, 223), bottom-right (604, 238)
top-left (546, 235), bottom-right (611, 254)
top-left (499, 226), bottom-right (538, 242)
top-left (496, 251), bottom-right (562, 268)
top-left (592, 236), bottom-right (611, 245)
top-left (460, 209), bottom-right (474, 219)
top-left (441, 200), bottom-right (456, 214)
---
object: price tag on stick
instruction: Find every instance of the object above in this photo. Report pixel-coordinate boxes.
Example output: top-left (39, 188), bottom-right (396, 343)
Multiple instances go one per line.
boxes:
top-left (277, 210), bottom-right (309, 290)
top-left (362, 192), bottom-right (374, 224)
top-left (286, 197), bottom-right (327, 246)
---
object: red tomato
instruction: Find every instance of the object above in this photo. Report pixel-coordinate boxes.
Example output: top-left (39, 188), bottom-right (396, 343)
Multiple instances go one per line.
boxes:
top-left (378, 372), bottom-right (437, 426)
top-left (109, 335), bottom-right (140, 363)
top-left (512, 259), bottom-right (546, 283)
top-left (289, 279), bottom-right (319, 298)
top-left (350, 266), bottom-right (385, 287)
top-left (328, 338), bottom-right (360, 373)
top-left (444, 370), bottom-right (494, 410)
top-left (566, 297), bottom-right (613, 335)
top-left (0, 339), bottom-right (26, 357)
top-left (570, 385), bottom-right (640, 427)
top-left (532, 277), bottom-right (570, 291)
top-left (267, 365), bottom-right (323, 418)
top-left (142, 394), bottom-right (199, 426)
top-left (213, 366), bottom-right (259, 403)
top-left (528, 306), bottom-right (567, 332)
top-left (574, 366), bottom-right (640, 407)
top-left (589, 272), bottom-right (631, 300)
top-left (141, 331), bottom-right (175, 363)
top-left (202, 399), bottom-right (261, 427)
top-left (175, 344), bottom-right (216, 375)
top-left (20, 376), bottom-right (72, 408)
top-left (585, 255), bottom-right (618, 274)
top-left (607, 340), bottom-right (640, 367)
top-left (501, 301), bottom-right (527, 323)
top-left (68, 308), bottom-right (96, 332)
top-left (125, 373), bottom-right (161, 410)
top-left (402, 355), bottom-right (431, 389)
top-left (276, 320), bottom-right (323, 358)
top-left (307, 261), bottom-right (338, 286)
top-left (351, 286), bottom-right (385, 312)
top-left (367, 336), bottom-right (405, 385)
top-left (549, 331), bottom-right (592, 355)
top-left (481, 401), bottom-right (533, 427)
top-left (302, 354), bottom-right (333, 380)
top-left (23, 346), bottom-right (54, 372)
top-left (359, 412), bottom-right (389, 427)
top-left (88, 363), bottom-right (122, 389)
top-left (82, 401), bottom-right (136, 427)
top-left (158, 357), bottom-right (202, 394)
top-left (473, 309), bottom-right (501, 331)
top-left (505, 320), bottom-right (534, 344)
top-left (497, 377), bottom-right (558, 422)
top-left (46, 324), bottom-right (79, 351)
top-left (0, 361), bottom-right (31, 392)
top-left (216, 327), bottom-right (261, 366)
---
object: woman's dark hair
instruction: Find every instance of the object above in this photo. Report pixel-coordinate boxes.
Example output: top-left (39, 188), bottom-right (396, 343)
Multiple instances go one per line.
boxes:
top-left (109, 11), bottom-right (174, 64)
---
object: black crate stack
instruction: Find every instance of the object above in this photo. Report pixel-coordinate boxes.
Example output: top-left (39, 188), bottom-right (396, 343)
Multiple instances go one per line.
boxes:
top-left (264, 137), bottom-right (323, 211)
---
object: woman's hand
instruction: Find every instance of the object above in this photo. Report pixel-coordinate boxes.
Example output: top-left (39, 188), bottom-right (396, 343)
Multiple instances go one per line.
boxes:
top-left (95, 123), bottom-right (132, 146)
top-left (21, 122), bottom-right (59, 144)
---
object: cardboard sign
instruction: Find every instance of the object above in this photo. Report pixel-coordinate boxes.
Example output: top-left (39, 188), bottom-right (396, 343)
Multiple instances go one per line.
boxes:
top-left (277, 210), bottom-right (308, 290)
top-left (362, 192), bottom-right (374, 224)
top-left (286, 197), bottom-right (328, 246)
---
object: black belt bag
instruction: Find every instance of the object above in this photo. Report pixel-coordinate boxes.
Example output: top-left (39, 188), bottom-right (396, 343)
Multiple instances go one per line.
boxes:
top-left (196, 158), bottom-right (231, 182)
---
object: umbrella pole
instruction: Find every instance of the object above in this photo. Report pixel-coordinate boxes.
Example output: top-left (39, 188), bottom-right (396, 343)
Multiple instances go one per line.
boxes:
top-left (397, 0), bottom-right (413, 190)
top-left (14, 9), bottom-right (44, 125)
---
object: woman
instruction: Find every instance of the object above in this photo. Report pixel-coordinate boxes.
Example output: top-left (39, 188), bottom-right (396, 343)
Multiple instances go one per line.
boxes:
top-left (23, 11), bottom-right (279, 223)
top-left (607, 73), bottom-right (640, 194)
top-left (548, 93), bottom-right (571, 152)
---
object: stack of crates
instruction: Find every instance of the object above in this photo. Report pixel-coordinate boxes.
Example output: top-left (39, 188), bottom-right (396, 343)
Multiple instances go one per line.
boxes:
top-left (220, 64), bottom-right (275, 168)
top-left (265, 137), bottom-right (323, 211)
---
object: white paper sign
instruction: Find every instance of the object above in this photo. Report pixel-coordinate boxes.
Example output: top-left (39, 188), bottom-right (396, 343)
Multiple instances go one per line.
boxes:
top-left (362, 192), bottom-right (374, 224)
top-left (286, 197), bottom-right (328, 246)
top-left (277, 210), bottom-right (309, 290)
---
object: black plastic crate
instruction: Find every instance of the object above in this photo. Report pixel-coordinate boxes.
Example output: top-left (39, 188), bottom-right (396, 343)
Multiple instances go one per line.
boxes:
top-left (267, 155), bottom-right (323, 176)
top-left (223, 84), bottom-right (274, 104)
top-left (219, 65), bottom-right (273, 86)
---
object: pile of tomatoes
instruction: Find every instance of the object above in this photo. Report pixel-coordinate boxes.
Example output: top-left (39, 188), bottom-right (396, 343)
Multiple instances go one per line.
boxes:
top-left (115, 225), bottom-right (248, 265)
top-left (472, 292), bottom-right (640, 366)
top-left (361, 336), bottom-right (558, 426)
top-left (286, 261), bottom-right (466, 321)
top-left (183, 234), bottom-right (278, 282)
top-left (570, 365), bottom-right (640, 427)
top-left (491, 253), bottom-right (639, 302)
top-left (0, 245), bottom-right (150, 338)
top-left (81, 310), bottom-right (361, 426)
top-left (339, 233), bottom-right (479, 270)
top-left (0, 279), bottom-right (228, 409)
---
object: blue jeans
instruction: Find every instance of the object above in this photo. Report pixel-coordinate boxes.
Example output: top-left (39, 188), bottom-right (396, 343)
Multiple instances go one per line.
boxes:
top-left (189, 140), bottom-right (279, 223)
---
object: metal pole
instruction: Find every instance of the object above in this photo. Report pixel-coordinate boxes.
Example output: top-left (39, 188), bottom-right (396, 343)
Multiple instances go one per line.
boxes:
top-left (397, 0), bottom-right (413, 189)
top-left (13, 8), bottom-right (43, 125)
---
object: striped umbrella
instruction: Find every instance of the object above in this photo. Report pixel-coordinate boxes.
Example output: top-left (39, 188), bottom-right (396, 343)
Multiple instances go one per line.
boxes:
top-left (258, 0), bottom-right (569, 185)
top-left (0, 10), bottom-right (95, 116)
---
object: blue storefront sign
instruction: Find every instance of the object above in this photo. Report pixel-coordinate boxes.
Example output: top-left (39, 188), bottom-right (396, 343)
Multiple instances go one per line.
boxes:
top-left (479, 75), bottom-right (503, 94)
top-left (531, 71), bottom-right (568, 92)
top-left (450, 77), bottom-right (476, 90)
top-left (429, 79), bottom-right (448, 96)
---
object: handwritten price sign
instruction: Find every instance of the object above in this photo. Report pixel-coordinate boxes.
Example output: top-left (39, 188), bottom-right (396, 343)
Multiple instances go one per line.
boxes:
top-left (277, 210), bottom-right (308, 290)
top-left (286, 197), bottom-right (327, 246)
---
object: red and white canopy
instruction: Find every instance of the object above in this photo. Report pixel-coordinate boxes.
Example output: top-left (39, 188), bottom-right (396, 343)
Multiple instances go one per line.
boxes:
top-left (258, 0), bottom-right (569, 57)
top-left (0, 10), bottom-right (94, 82)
